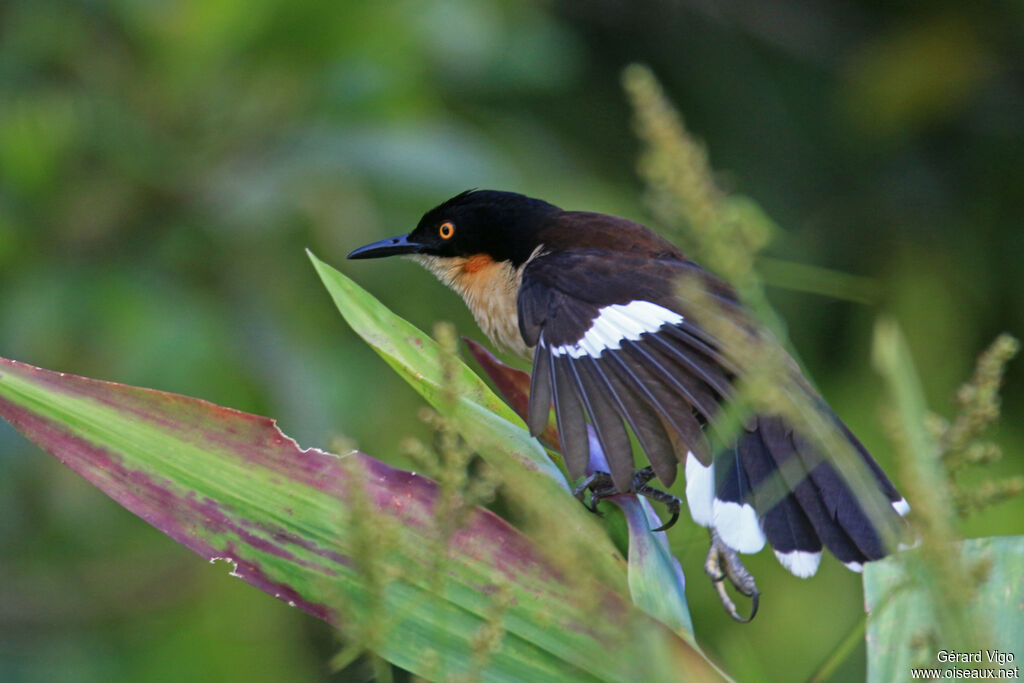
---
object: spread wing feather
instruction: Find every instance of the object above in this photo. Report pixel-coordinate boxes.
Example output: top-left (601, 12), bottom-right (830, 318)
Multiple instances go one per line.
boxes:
top-left (621, 340), bottom-right (721, 421)
top-left (583, 356), bottom-right (677, 487)
top-left (528, 340), bottom-right (553, 436)
top-left (549, 350), bottom-right (589, 480)
top-left (568, 356), bottom-right (635, 489)
top-left (517, 248), bottom-right (906, 576)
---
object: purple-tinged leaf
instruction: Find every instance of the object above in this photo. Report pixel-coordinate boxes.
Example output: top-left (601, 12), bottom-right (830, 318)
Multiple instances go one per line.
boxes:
top-left (0, 357), bottom-right (720, 681)
top-left (620, 497), bottom-right (694, 639)
top-left (586, 426), bottom-right (695, 640)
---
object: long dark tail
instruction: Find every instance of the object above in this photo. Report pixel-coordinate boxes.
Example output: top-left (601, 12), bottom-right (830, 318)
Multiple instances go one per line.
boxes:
top-left (685, 413), bottom-right (909, 578)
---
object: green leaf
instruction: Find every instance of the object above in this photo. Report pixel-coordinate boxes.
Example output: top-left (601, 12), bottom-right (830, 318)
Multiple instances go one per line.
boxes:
top-left (620, 498), bottom-right (695, 640)
top-left (309, 250), bottom-right (560, 481)
top-left (864, 536), bottom-right (1024, 681)
top-left (309, 251), bottom-right (629, 588)
top-left (871, 318), bottom-right (954, 534)
top-left (868, 319), bottom-right (1023, 681)
top-left (0, 356), bottom-right (722, 682)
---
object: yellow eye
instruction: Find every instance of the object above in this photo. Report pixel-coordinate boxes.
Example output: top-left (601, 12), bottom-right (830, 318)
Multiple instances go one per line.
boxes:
top-left (439, 221), bottom-right (455, 239)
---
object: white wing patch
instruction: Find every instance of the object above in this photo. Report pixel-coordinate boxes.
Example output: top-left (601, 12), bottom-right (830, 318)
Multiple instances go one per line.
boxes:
top-left (550, 301), bottom-right (684, 358)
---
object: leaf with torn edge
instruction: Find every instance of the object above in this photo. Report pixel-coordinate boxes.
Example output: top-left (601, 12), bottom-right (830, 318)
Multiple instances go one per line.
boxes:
top-left (0, 356), bottom-right (722, 682)
top-left (309, 252), bottom-right (630, 590)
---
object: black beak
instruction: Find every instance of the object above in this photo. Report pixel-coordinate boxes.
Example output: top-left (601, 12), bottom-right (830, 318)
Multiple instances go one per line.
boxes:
top-left (347, 234), bottom-right (426, 260)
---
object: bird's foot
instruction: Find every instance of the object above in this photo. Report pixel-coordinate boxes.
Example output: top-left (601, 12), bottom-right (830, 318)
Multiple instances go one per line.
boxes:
top-left (705, 528), bottom-right (759, 622)
top-left (572, 467), bottom-right (681, 532)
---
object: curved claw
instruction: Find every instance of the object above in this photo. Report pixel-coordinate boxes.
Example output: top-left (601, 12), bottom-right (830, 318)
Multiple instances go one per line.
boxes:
top-left (705, 529), bottom-right (760, 622)
top-left (711, 579), bottom-right (760, 623)
top-left (648, 506), bottom-right (679, 533)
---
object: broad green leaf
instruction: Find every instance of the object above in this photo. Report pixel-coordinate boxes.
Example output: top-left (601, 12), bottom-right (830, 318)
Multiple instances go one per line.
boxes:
top-left (868, 319), bottom-right (1023, 680)
top-left (0, 357), bottom-right (722, 682)
top-left (309, 251), bottom-right (560, 482)
top-left (864, 537), bottom-right (1024, 681)
top-left (464, 336), bottom-right (695, 641)
top-left (309, 252), bottom-right (629, 588)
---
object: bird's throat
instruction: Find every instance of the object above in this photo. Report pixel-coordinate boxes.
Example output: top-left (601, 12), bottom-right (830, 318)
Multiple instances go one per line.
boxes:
top-left (413, 253), bottom-right (529, 357)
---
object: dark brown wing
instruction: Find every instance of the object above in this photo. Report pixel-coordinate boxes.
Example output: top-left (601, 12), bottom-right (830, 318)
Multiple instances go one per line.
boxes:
top-left (517, 246), bottom-right (908, 575)
top-left (519, 251), bottom-right (727, 484)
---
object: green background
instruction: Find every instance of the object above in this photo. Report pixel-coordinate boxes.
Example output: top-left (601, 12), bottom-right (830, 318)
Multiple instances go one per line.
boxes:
top-left (1, 1), bottom-right (1021, 681)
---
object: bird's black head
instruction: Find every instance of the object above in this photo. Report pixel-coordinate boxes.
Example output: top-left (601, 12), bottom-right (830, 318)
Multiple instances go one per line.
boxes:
top-left (347, 190), bottom-right (560, 266)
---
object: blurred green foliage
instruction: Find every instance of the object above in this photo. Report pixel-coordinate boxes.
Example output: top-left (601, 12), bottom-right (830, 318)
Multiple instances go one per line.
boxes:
top-left (1, 1), bottom-right (1021, 681)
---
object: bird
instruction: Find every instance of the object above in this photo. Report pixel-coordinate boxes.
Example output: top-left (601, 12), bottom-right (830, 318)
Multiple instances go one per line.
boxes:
top-left (348, 189), bottom-right (909, 619)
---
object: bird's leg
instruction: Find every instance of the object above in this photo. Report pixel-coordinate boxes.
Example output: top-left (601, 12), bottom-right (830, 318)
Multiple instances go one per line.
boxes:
top-left (573, 467), bottom-right (683, 532)
top-left (705, 528), bottom-right (760, 622)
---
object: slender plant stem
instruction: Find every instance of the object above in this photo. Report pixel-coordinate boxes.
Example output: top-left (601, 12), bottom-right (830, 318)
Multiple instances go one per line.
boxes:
top-left (806, 617), bottom-right (866, 683)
